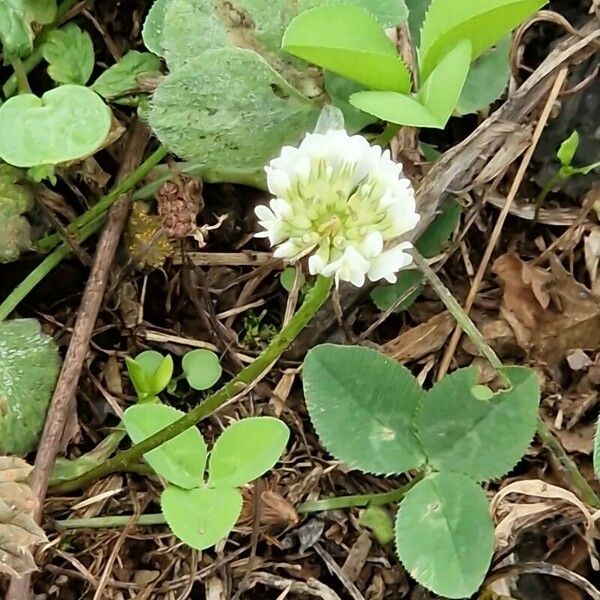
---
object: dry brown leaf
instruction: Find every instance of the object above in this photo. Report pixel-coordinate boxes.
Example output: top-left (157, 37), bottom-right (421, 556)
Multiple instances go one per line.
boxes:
top-left (0, 456), bottom-right (47, 577)
top-left (383, 311), bottom-right (454, 362)
top-left (585, 227), bottom-right (600, 296)
top-left (491, 479), bottom-right (598, 566)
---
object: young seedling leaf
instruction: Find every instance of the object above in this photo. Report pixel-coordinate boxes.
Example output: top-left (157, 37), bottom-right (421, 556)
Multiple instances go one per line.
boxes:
top-left (360, 505), bottom-right (395, 545)
top-left (303, 344), bottom-right (426, 475)
top-left (418, 0), bottom-right (546, 80)
top-left (417, 366), bottom-right (540, 480)
top-left (0, 85), bottom-right (111, 168)
top-left (396, 472), bottom-right (494, 599)
top-left (417, 40), bottom-right (471, 126)
top-left (42, 23), bottom-right (95, 85)
top-left (208, 417), bottom-right (290, 487)
top-left (0, 319), bottom-right (60, 455)
top-left (371, 201), bottom-right (461, 311)
top-left (123, 404), bottom-right (207, 488)
top-left (161, 485), bottom-right (242, 550)
top-left (456, 36), bottom-right (511, 115)
top-left (91, 50), bottom-right (161, 100)
top-left (282, 5), bottom-right (411, 93)
top-left (182, 349), bottom-right (222, 391)
top-left (349, 90), bottom-right (441, 128)
top-left (0, 0), bottom-right (56, 59)
top-left (557, 131), bottom-right (579, 167)
top-left (0, 164), bottom-right (34, 263)
top-left (129, 350), bottom-right (173, 396)
top-left (142, 0), bottom-right (170, 57)
top-left (149, 48), bottom-right (319, 171)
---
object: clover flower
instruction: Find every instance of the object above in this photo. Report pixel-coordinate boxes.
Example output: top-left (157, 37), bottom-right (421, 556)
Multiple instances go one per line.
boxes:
top-left (255, 128), bottom-right (420, 287)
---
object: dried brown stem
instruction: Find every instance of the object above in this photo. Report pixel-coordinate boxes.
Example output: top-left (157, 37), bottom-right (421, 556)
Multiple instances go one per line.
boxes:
top-left (6, 121), bottom-right (151, 600)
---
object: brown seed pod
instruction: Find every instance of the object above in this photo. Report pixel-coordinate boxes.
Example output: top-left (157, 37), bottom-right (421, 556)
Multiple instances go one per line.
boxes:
top-left (156, 174), bottom-right (203, 239)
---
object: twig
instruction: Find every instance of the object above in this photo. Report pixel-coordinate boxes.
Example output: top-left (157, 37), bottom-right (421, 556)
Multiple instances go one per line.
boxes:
top-left (5, 122), bottom-right (150, 600)
top-left (436, 68), bottom-right (569, 380)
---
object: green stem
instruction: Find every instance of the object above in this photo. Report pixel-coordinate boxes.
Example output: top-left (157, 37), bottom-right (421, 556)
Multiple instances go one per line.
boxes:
top-left (50, 275), bottom-right (333, 494)
top-left (297, 476), bottom-right (421, 513)
top-left (36, 146), bottom-right (168, 253)
top-left (133, 163), bottom-right (267, 201)
top-left (412, 249), bottom-right (600, 509)
top-left (55, 513), bottom-right (166, 530)
top-left (1, 0), bottom-right (80, 99)
top-left (0, 215), bottom-right (103, 321)
top-left (10, 58), bottom-right (31, 94)
top-left (533, 171), bottom-right (564, 222)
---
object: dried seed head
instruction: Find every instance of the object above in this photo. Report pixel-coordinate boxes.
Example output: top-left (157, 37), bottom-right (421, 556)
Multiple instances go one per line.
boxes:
top-left (157, 175), bottom-right (203, 239)
top-left (239, 487), bottom-right (299, 530)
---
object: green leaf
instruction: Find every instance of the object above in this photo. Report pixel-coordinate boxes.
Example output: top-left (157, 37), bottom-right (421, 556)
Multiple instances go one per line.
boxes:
top-left (417, 40), bottom-right (471, 125)
top-left (0, 85), bottom-right (111, 168)
top-left (324, 72), bottom-right (377, 133)
top-left (123, 403), bottom-right (207, 488)
top-left (280, 267), bottom-right (305, 292)
top-left (149, 48), bottom-right (318, 171)
top-left (208, 417), bottom-right (290, 487)
top-left (371, 201), bottom-right (461, 311)
top-left (303, 344), bottom-right (426, 475)
top-left (396, 472), bottom-right (494, 599)
top-left (0, 319), bottom-right (60, 455)
top-left (350, 90), bottom-right (440, 128)
top-left (0, 0), bottom-right (56, 59)
top-left (456, 36), bottom-right (510, 115)
top-left (161, 485), bottom-right (242, 550)
top-left (142, 0), bottom-right (170, 57)
top-left (42, 23), bottom-right (94, 85)
top-left (418, 0), bottom-right (546, 80)
top-left (405, 0), bottom-right (431, 46)
top-left (298, 0), bottom-right (407, 29)
top-left (91, 50), bottom-right (161, 100)
top-left (360, 505), bottom-right (394, 545)
top-left (128, 350), bottom-right (173, 397)
top-left (0, 164), bottom-right (34, 263)
top-left (182, 349), bottom-right (222, 391)
top-left (282, 5), bottom-right (411, 93)
top-left (557, 131), bottom-right (579, 168)
top-left (417, 366), bottom-right (540, 480)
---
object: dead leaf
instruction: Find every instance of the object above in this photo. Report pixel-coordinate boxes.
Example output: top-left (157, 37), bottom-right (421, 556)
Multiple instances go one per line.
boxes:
top-left (383, 312), bottom-right (454, 362)
top-left (0, 456), bottom-right (47, 577)
top-left (491, 479), bottom-right (598, 567)
top-left (585, 228), bottom-right (600, 296)
top-left (342, 531), bottom-right (372, 583)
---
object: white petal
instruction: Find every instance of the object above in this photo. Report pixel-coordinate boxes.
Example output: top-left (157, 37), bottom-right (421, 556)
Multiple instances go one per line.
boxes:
top-left (360, 231), bottom-right (384, 258)
top-left (266, 168), bottom-right (291, 198)
top-left (273, 241), bottom-right (297, 259)
top-left (255, 204), bottom-right (275, 221)
top-left (367, 243), bottom-right (413, 282)
top-left (308, 253), bottom-right (325, 275)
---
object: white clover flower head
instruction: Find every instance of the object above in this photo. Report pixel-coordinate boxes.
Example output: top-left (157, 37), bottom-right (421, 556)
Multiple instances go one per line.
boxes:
top-left (255, 128), bottom-right (420, 288)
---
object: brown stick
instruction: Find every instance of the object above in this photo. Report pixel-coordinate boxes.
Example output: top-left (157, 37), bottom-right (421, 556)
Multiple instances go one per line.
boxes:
top-left (6, 121), bottom-right (151, 600)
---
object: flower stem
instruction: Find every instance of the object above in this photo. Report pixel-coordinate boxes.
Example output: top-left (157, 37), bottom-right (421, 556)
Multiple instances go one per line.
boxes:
top-left (0, 215), bottom-right (103, 321)
top-left (412, 248), bottom-right (600, 509)
top-left (297, 476), bottom-right (421, 513)
top-left (36, 146), bottom-right (168, 252)
top-left (50, 275), bottom-right (333, 494)
top-left (10, 58), bottom-right (31, 94)
top-left (55, 513), bottom-right (166, 530)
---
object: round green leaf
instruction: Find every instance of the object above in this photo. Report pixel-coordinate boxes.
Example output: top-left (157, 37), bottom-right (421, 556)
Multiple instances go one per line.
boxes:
top-left (208, 417), bottom-right (290, 487)
top-left (161, 485), bottom-right (242, 550)
top-left (123, 404), bottom-right (207, 488)
top-left (182, 349), bottom-right (222, 391)
top-left (142, 0), bottom-right (169, 57)
top-left (148, 48), bottom-right (319, 171)
top-left (396, 472), bottom-right (494, 599)
top-left (0, 85), bottom-right (112, 168)
top-left (0, 319), bottom-right (60, 455)
top-left (417, 366), bottom-right (540, 480)
top-left (303, 344), bottom-right (426, 475)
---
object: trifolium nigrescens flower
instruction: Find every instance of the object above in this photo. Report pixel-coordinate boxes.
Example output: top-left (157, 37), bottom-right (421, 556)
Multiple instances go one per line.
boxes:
top-left (255, 128), bottom-right (420, 287)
